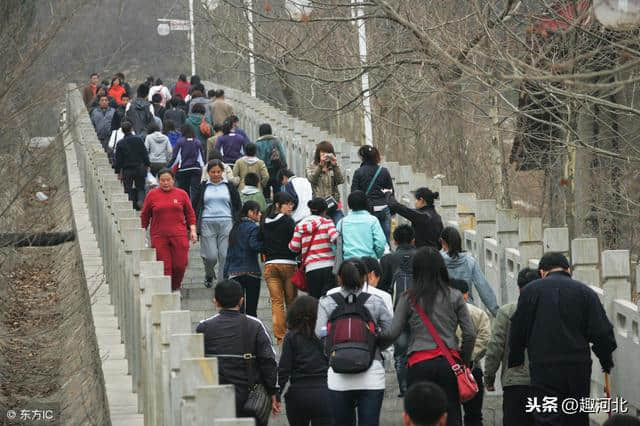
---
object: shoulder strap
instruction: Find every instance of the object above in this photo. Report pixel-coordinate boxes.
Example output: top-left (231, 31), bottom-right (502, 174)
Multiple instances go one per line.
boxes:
top-left (365, 166), bottom-right (383, 195)
top-left (409, 296), bottom-right (457, 368)
top-left (301, 221), bottom-right (321, 264)
top-left (242, 315), bottom-right (255, 388)
top-left (329, 292), bottom-right (345, 306)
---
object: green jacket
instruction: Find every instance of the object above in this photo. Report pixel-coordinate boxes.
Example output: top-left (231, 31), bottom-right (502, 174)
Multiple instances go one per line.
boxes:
top-left (484, 303), bottom-right (530, 388)
top-left (240, 187), bottom-right (267, 214)
top-left (255, 135), bottom-right (287, 172)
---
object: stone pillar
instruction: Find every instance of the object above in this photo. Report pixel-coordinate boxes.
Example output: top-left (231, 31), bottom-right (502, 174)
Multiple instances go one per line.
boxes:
top-left (496, 209), bottom-right (520, 305)
top-left (457, 193), bottom-right (477, 232)
top-left (195, 385), bottom-right (236, 426)
top-left (518, 217), bottom-right (543, 265)
top-left (543, 227), bottom-right (570, 257)
top-left (170, 334), bottom-right (204, 426)
top-left (601, 250), bottom-right (631, 311)
top-left (160, 311), bottom-right (192, 425)
top-left (150, 294), bottom-right (181, 425)
top-left (213, 419), bottom-right (256, 425)
top-left (504, 248), bottom-right (523, 304)
top-left (571, 238), bottom-right (600, 287)
top-left (475, 200), bottom-right (497, 274)
top-left (439, 186), bottom-right (459, 226)
top-left (181, 358), bottom-right (219, 426)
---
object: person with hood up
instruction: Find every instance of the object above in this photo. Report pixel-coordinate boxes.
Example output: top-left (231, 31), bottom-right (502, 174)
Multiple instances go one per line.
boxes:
top-left (148, 78), bottom-right (171, 107)
top-left (439, 227), bottom-right (499, 316)
top-left (386, 187), bottom-right (444, 249)
top-left (185, 103), bottom-right (212, 158)
top-left (233, 142), bottom-right (269, 191)
top-left (255, 123), bottom-right (288, 201)
top-left (240, 173), bottom-right (267, 214)
top-left (259, 192), bottom-right (297, 345)
top-left (125, 84), bottom-right (154, 138)
top-left (215, 117), bottom-right (248, 165)
top-left (144, 120), bottom-right (172, 176)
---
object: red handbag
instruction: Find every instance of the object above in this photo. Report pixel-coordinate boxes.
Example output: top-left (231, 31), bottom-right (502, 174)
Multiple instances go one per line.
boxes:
top-left (290, 225), bottom-right (319, 292)
top-left (410, 296), bottom-right (479, 403)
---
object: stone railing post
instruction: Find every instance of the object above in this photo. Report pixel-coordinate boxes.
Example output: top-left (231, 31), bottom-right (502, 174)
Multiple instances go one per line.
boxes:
top-left (457, 193), bottom-right (477, 232)
top-left (601, 250), bottom-right (631, 311)
top-left (439, 186), bottom-right (459, 226)
top-left (571, 238), bottom-right (600, 287)
top-left (160, 311), bottom-right (192, 425)
top-left (195, 385), bottom-right (236, 426)
top-left (170, 334), bottom-right (205, 426)
top-left (543, 227), bottom-right (570, 257)
top-left (180, 358), bottom-right (219, 426)
top-left (213, 419), bottom-right (256, 425)
top-left (518, 217), bottom-right (543, 266)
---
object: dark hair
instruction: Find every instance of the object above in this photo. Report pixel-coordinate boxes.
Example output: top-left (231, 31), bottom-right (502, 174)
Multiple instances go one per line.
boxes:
top-left (517, 267), bottom-right (540, 288)
top-left (195, 83), bottom-right (205, 93)
top-left (90, 72), bottom-right (99, 78)
top-left (358, 145), bottom-right (380, 164)
top-left (146, 76), bottom-right (154, 85)
top-left (137, 84), bottom-right (149, 98)
top-left (164, 119), bottom-right (175, 133)
top-left (414, 187), bottom-right (439, 206)
top-left (361, 257), bottom-right (381, 278)
top-left (441, 226), bottom-right (463, 259)
top-left (277, 169), bottom-right (295, 183)
top-left (229, 200), bottom-right (261, 246)
top-left (208, 148), bottom-right (223, 162)
top-left (214, 279), bottom-right (244, 308)
top-left (307, 197), bottom-right (328, 215)
top-left (180, 124), bottom-right (195, 138)
top-left (393, 224), bottom-right (414, 245)
top-left (179, 74), bottom-right (187, 82)
top-left (450, 278), bottom-right (469, 294)
top-left (121, 120), bottom-right (133, 134)
top-left (190, 75), bottom-right (201, 85)
top-left (152, 93), bottom-right (163, 104)
top-left (538, 252), bottom-right (570, 272)
top-left (286, 295), bottom-right (319, 340)
top-left (207, 159), bottom-right (225, 172)
top-left (154, 78), bottom-right (163, 86)
top-left (149, 119), bottom-right (161, 133)
top-left (121, 93), bottom-right (130, 99)
top-left (404, 382), bottom-right (448, 426)
top-left (259, 123), bottom-right (272, 136)
top-left (347, 190), bottom-right (368, 211)
top-left (213, 124), bottom-right (223, 134)
top-left (192, 103), bottom-right (206, 114)
top-left (98, 94), bottom-right (109, 102)
top-left (603, 414), bottom-right (640, 426)
top-left (313, 141), bottom-right (335, 164)
top-left (410, 247), bottom-right (450, 309)
top-left (115, 72), bottom-right (125, 80)
top-left (338, 260), bottom-right (365, 291)
top-left (245, 142), bottom-right (257, 157)
top-left (157, 168), bottom-right (175, 179)
top-left (207, 89), bottom-right (216, 98)
top-left (110, 77), bottom-right (121, 86)
top-left (192, 89), bottom-right (203, 98)
top-left (216, 89), bottom-right (225, 97)
top-left (244, 172), bottom-right (260, 187)
top-left (229, 115), bottom-right (239, 124)
top-left (171, 97), bottom-right (183, 107)
top-left (222, 118), bottom-right (234, 134)
top-left (260, 192), bottom-right (295, 229)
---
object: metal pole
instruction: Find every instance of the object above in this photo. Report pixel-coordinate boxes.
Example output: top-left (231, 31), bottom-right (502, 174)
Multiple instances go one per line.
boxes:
top-left (189, 0), bottom-right (196, 76)
top-left (246, 0), bottom-right (257, 97)
top-left (355, 0), bottom-right (373, 145)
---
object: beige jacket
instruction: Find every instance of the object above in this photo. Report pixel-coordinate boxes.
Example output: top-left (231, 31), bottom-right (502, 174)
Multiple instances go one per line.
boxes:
top-left (210, 99), bottom-right (234, 126)
top-left (306, 162), bottom-right (345, 201)
top-left (457, 302), bottom-right (491, 365)
top-left (233, 157), bottom-right (269, 190)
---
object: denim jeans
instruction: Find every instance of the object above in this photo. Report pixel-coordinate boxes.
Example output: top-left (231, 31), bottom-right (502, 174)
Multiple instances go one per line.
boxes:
top-left (393, 329), bottom-right (409, 395)
top-left (200, 219), bottom-right (233, 281)
top-left (372, 207), bottom-right (391, 243)
top-left (329, 389), bottom-right (385, 426)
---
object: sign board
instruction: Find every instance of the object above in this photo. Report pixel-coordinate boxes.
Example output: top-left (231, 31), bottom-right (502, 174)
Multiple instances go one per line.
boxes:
top-left (169, 20), bottom-right (190, 31)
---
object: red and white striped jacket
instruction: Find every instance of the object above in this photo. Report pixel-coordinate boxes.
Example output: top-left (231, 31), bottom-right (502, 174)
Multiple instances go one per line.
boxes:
top-left (289, 215), bottom-right (338, 272)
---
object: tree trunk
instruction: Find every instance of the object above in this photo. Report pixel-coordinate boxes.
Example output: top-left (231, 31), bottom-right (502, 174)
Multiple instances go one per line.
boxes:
top-left (490, 93), bottom-right (512, 208)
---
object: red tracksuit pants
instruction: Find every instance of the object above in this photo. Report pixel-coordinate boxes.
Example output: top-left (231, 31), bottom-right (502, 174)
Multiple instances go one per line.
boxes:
top-left (151, 234), bottom-right (189, 291)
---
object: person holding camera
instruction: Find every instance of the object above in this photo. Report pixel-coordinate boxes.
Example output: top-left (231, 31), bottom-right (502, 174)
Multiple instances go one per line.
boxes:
top-left (306, 141), bottom-right (345, 224)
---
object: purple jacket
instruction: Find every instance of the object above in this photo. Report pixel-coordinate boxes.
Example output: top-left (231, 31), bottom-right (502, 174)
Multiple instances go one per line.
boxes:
top-left (169, 137), bottom-right (204, 171)
top-left (215, 132), bottom-right (247, 164)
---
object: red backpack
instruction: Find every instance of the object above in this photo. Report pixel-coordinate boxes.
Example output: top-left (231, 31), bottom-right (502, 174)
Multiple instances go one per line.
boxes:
top-left (325, 293), bottom-right (377, 374)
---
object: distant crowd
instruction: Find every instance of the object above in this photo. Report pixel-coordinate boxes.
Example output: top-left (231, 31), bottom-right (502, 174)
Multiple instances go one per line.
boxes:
top-left (85, 72), bottom-right (630, 426)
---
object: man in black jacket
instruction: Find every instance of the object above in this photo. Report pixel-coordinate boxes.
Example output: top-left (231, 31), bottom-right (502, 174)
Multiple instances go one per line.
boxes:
top-left (114, 121), bottom-right (149, 210)
top-left (196, 280), bottom-right (278, 425)
top-left (509, 252), bottom-right (617, 426)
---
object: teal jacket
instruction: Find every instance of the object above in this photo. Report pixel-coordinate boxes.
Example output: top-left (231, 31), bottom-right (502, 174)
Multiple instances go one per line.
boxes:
top-left (337, 210), bottom-right (386, 260)
top-left (255, 135), bottom-right (287, 172)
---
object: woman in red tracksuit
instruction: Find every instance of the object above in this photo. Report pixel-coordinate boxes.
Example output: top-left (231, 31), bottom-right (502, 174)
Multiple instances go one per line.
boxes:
top-left (141, 168), bottom-right (197, 291)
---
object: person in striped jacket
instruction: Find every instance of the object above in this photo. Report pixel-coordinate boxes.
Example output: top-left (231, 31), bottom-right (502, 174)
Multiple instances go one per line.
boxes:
top-left (289, 198), bottom-right (338, 298)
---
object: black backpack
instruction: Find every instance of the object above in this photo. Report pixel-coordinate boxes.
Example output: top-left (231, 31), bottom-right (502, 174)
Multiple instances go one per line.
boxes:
top-left (126, 103), bottom-right (154, 137)
top-left (325, 293), bottom-right (377, 374)
top-left (392, 253), bottom-right (413, 307)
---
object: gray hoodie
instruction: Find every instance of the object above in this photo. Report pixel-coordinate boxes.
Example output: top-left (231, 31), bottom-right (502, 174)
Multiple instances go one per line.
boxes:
top-left (144, 131), bottom-right (172, 163)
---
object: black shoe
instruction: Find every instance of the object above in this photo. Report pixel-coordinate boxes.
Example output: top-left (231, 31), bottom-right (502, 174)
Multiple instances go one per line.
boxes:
top-left (204, 278), bottom-right (213, 288)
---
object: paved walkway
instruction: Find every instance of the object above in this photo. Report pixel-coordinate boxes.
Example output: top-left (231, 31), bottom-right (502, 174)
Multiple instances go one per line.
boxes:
top-left (65, 140), bottom-right (144, 426)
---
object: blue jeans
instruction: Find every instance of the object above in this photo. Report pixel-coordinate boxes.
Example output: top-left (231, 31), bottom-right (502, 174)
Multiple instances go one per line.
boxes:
top-left (330, 389), bottom-right (385, 426)
top-left (393, 329), bottom-right (409, 395)
top-left (372, 207), bottom-right (391, 243)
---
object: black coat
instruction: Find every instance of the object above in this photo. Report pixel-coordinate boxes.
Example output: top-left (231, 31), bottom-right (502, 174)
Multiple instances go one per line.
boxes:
top-left (114, 134), bottom-right (150, 174)
top-left (350, 162), bottom-right (394, 207)
top-left (193, 180), bottom-right (242, 235)
top-left (379, 244), bottom-right (416, 295)
top-left (508, 271), bottom-right (616, 371)
top-left (387, 196), bottom-right (443, 249)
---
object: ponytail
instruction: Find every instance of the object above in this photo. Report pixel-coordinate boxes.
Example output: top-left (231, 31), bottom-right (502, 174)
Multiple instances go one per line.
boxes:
top-left (338, 260), bottom-right (365, 291)
top-left (440, 226), bottom-right (462, 259)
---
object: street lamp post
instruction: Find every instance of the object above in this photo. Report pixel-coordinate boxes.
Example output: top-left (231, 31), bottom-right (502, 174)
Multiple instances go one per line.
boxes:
top-left (354, 0), bottom-right (373, 146)
top-left (157, 0), bottom-right (196, 76)
top-left (245, 0), bottom-right (257, 97)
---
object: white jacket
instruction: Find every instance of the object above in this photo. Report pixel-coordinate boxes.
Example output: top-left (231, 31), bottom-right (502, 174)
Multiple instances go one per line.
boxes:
top-left (291, 176), bottom-right (313, 223)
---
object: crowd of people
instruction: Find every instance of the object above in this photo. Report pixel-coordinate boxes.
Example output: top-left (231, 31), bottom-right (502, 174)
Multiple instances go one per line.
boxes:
top-left (86, 72), bottom-right (628, 426)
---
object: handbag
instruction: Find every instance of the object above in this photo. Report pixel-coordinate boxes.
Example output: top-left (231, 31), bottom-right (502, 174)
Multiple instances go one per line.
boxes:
top-left (410, 296), bottom-right (479, 403)
top-left (291, 223), bottom-right (320, 292)
top-left (241, 316), bottom-right (271, 425)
